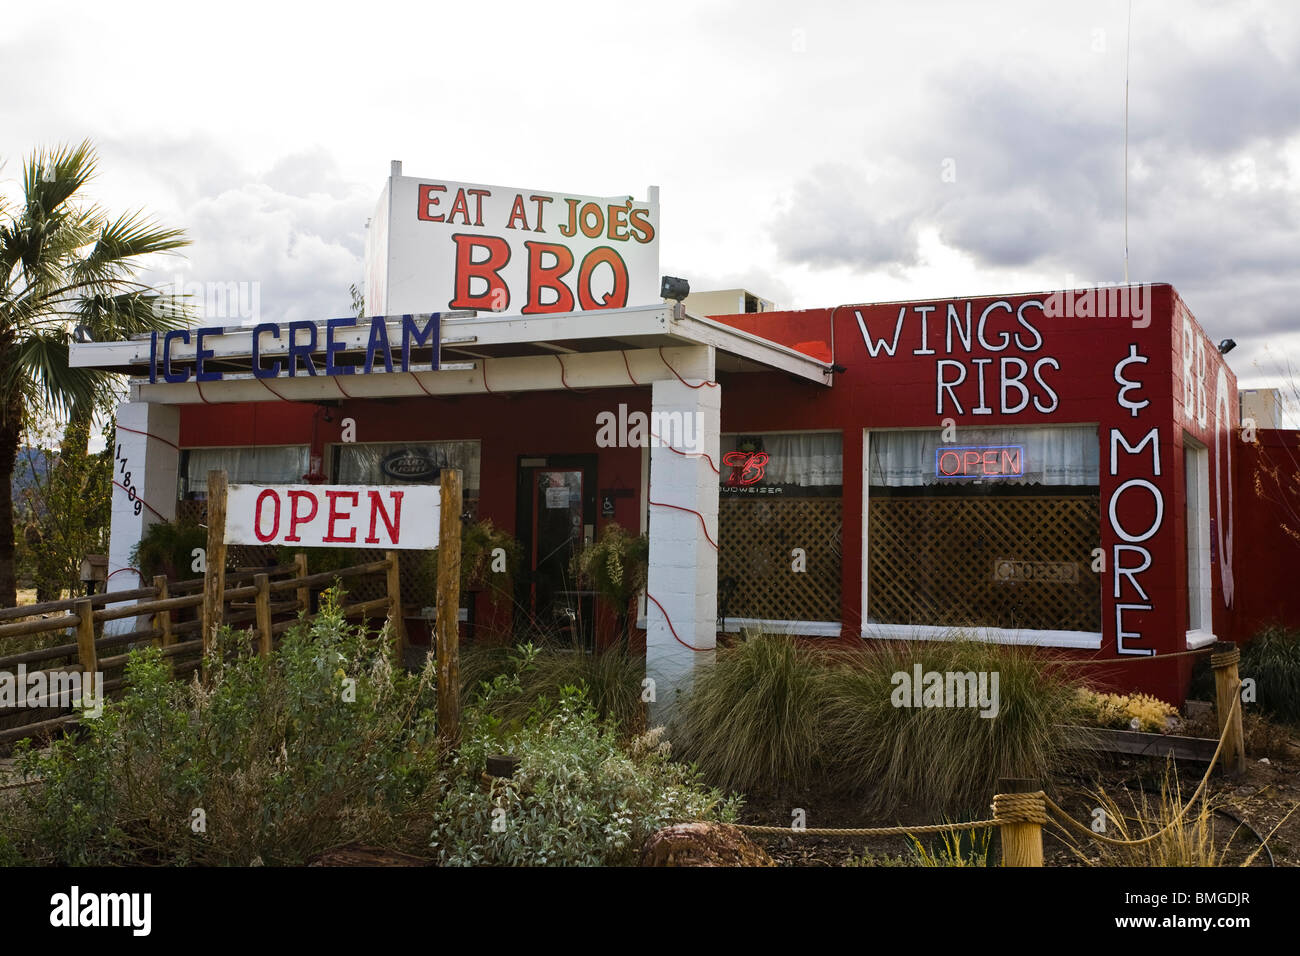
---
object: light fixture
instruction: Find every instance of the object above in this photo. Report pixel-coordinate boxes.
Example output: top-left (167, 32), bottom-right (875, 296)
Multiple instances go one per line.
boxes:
top-left (1218, 338), bottom-right (1237, 355)
top-left (72, 324), bottom-right (94, 344)
top-left (660, 276), bottom-right (690, 302)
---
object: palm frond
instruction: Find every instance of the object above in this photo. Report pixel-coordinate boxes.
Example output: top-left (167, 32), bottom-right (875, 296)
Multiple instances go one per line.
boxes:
top-left (0, 331), bottom-right (104, 421)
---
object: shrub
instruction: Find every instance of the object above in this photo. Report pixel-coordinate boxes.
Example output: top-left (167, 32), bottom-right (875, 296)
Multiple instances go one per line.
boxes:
top-left (675, 632), bottom-right (832, 794)
top-left (461, 641), bottom-right (644, 733)
top-left (3, 589), bottom-right (441, 865)
top-left (1072, 688), bottom-right (1179, 733)
top-left (130, 517), bottom-right (207, 581)
top-left (431, 672), bottom-right (739, 866)
top-left (675, 634), bottom-right (1083, 812)
top-left (823, 640), bottom-right (1082, 814)
top-left (1241, 626), bottom-right (1300, 723)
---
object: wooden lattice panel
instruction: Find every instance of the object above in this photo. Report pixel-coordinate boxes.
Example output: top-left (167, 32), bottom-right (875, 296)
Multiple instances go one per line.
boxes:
top-left (868, 495), bottom-right (1101, 632)
top-left (718, 498), bottom-right (842, 623)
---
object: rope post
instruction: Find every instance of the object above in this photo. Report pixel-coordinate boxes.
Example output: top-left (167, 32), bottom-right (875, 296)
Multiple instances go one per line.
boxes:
top-left (254, 573), bottom-right (272, 658)
top-left (994, 777), bottom-right (1046, 867)
top-left (1211, 641), bottom-right (1247, 777)
top-left (385, 550), bottom-right (406, 662)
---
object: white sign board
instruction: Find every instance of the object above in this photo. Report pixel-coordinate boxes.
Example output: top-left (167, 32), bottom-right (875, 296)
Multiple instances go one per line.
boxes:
top-left (225, 484), bottom-right (440, 550)
top-left (366, 171), bottom-right (659, 318)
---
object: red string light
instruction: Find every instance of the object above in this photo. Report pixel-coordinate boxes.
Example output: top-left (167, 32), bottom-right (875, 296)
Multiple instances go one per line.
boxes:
top-left (645, 592), bottom-right (712, 652)
top-left (658, 347), bottom-right (719, 389)
top-left (621, 349), bottom-right (642, 386)
top-left (115, 425), bottom-right (179, 451)
top-left (254, 376), bottom-right (291, 401)
top-left (113, 480), bottom-right (165, 520)
top-left (649, 431), bottom-right (720, 474)
top-left (648, 498), bottom-right (718, 550)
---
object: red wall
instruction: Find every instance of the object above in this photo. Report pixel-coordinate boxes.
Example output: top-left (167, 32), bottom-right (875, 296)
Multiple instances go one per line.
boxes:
top-left (1232, 428), bottom-right (1300, 640)
top-left (716, 284), bottom-right (1239, 703)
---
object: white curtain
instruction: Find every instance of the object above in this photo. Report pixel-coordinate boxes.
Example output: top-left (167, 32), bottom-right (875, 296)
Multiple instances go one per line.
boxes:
top-left (336, 440), bottom-right (481, 497)
top-left (720, 432), bottom-right (842, 487)
top-left (185, 445), bottom-right (309, 489)
top-left (868, 425), bottom-right (1099, 487)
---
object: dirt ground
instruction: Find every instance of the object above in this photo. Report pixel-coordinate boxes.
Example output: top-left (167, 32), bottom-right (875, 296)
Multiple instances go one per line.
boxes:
top-left (738, 734), bottom-right (1300, 866)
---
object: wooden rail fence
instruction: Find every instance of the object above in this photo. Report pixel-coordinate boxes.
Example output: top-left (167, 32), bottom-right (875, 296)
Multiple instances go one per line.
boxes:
top-left (0, 551), bottom-right (404, 745)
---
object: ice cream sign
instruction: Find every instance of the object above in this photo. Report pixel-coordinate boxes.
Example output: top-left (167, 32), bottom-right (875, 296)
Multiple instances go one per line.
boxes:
top-left (365, 168), bottom-right (660, 318)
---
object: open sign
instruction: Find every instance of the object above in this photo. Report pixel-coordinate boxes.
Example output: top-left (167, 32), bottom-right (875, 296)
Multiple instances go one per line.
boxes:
top-left (225, 484), bottom-right (440, 549)
top-left (935, 445), bottom-right (1024, 479)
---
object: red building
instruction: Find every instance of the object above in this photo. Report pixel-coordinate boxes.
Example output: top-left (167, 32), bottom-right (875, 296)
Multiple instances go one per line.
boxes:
top-left (69, 165), bottom-right (1297, 709)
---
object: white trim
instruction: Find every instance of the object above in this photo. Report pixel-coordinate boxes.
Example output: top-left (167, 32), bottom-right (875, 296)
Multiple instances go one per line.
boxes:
top-left (1185, 629), bottom-right (1217, 649)
top-left (1183, 434), bottom-right (1213, 637)
top-left (722, 618), bottom-right (842, 637)
top-left (862, 622), bottom-right (1104, 650)
top-left (861, 428), bottom-right (871, 633)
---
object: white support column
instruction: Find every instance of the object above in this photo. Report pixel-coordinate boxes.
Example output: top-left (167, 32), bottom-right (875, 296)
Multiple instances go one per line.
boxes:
top-left (644, 376), bottom-right (721, 726)
top-left (106, 402), bottom-right (180, 629)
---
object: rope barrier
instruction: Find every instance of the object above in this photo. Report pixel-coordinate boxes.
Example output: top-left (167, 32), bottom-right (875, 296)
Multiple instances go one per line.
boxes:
top-left (724, 686), bottom-right (1245, 847)
top-left (731, 819), bottom-right (997, 837)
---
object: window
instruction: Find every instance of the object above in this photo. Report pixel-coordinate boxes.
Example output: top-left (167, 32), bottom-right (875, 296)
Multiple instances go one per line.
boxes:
top-left (333, 440), bottom-right (481, 513)
top-left (866, 425), bottom-right (1101, 636)
top-left (1184, 436), bottom-right (1212, 639)
top-left (717, 431), bottom-right (842, 631)
top-left (181, 445), bottom-right (309, 499)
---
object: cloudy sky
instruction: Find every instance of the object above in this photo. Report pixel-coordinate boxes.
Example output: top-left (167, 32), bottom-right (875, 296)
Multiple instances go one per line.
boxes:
top-left (4, 0), bottom-right (1297, 390)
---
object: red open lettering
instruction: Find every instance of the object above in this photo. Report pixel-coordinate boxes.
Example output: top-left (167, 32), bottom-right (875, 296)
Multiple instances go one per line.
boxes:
top-left (365, 490), bottom-right (404, 545)
top-left (322, 490), bottom-right (359, 543)
top-left (285, 490), bottom-right (319, 542)
top-left (254, 489), bottom-right (280, 542)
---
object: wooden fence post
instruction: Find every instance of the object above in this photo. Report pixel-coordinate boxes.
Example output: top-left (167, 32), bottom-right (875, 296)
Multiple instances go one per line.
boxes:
top-left (152, 575), bottom-right (173, 648)
top-left (255, 573), bottom-right (272, 658)
top-left (436, 470), bottom-right (462, 747)
top-left (74, 598), bottom-right (98, 709)
top-left (995, 777), bottom-right (1045, 867)
top-left (386, 550), bottom-right (407, 662)
top-left (294, 551), bottom-right (309, 615)
top-left (1212, 641), bottom-right (1247, 776)
top-left (201, 470), bottom-right (228, 667)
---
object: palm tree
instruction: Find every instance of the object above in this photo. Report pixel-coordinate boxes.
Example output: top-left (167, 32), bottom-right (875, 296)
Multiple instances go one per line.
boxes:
top-left (0, 140), bottom-right (190, 607)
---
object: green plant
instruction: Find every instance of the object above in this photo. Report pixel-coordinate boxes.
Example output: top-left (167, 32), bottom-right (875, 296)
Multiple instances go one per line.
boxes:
top-left (570, 523), bottom-right (648, 649)
top-left (0, 139), bottom-right (191, 608)
top-left (131, 517), bottom-right (207, 582)
top-left (1, 588), bottom-right (441, 865)
top-left (675, 632), bottom-right (832, 794)
top-left (1241, 626), bottom-right (1300, 723)
top-left (462, 640), bottom-right (645, 733)
top-left (822, 639), bottom-right (1082, 814)
top-left (431, 677), bottom-right (739, 866)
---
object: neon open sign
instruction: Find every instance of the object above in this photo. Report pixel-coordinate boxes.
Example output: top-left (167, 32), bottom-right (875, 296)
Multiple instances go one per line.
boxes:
top-left (935, 445), bottom-right (1024, 479)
